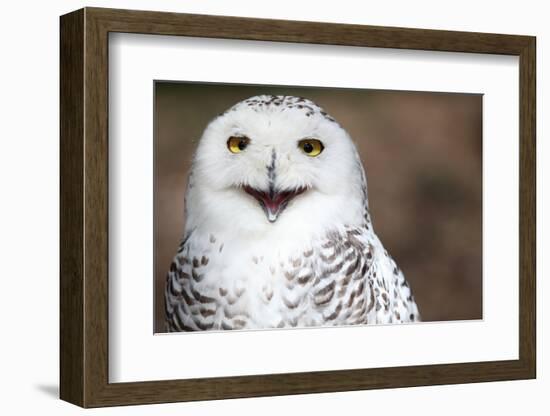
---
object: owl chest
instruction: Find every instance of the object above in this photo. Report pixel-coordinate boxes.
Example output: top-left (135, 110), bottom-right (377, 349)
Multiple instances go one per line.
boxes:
top-left (176, 236), bottom-right (374, 330)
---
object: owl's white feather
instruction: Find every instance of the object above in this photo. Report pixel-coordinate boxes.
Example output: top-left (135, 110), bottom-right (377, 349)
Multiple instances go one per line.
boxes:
top-left (165, 95), bottom-right (419, 331)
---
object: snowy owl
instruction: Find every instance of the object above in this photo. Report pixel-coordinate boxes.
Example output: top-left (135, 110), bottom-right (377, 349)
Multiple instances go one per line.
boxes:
top-left (165, 95), bottom-right (420, 331)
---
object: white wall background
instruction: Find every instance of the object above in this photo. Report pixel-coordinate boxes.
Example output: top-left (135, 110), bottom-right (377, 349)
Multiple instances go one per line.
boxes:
top-left (0, 0), bottom-right (545, 414)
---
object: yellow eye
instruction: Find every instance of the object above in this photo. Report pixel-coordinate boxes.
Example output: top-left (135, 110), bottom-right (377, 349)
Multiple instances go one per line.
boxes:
top-left (227, 136), bottom-right (250, 153)
top-left (298, 139), bottom-right (324, 157)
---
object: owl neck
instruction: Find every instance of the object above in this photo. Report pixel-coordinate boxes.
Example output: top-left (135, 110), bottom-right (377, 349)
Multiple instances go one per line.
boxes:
top-left (184, 184), bottom-right (371, 247)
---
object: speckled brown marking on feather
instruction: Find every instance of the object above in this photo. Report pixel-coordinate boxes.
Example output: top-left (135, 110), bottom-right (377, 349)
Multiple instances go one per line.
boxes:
top-left (172, 309), bottom-right (195, 331)
top-left (226, 296), bottom-right (238, 305)
top-left (315, 280), bottom-right (336, 297)
top-left (314, 281), bottom-right (336, 305)
top-left (191, 269), bottom-right (204, 282)
top-left (349, 316), bottom-right (366, 326)
top-left (343, 249), bottom-right (355, 263)
top-left (234, 286), bottom-right (245, 297)
top-left (344, 255), bottom-right (360, 277)
top-left (200, 308), bottom-right (216, 318)
top-left (320, 251), bottom-right (337, 263)
top-left (191, 287), bottom-right (215, 304)
top-left (233, 319), bottom-right (247, 329)
top-left (360, 261), bottom-right (368, 277)
top-left (366, 286), bottom-right (375, 313)
top-left (320, 261), bottom-right (344, 279)
top-left (346, 291), bottom-right (357, 308)
top-left (176, 256), bottom-right (189, 266)
top-left (297, 273), bottom-right (313, 285)
top-left (355, 297), bottom-right (366, 311)
top-left (283, 296), bottom-right (300, 309)
top-left (324, 302), bottom-right (342, 321)
top-left (341, 309), bottom-right (353, 321)
top-left (179, 270), bottom-right (191, 280)
top-left (167, 277), bottom-right (181, 296)
top-left (263, 287), bottom-right (274, 302)
top-left (219, 287), bottom-right (227, 297)
top-left (355, 280), bottom-right (365, 297)
top-left (322, 238), bottom-right (335, 249)
top-left (194, 319), bottom-right (214, 331)
top-left (176, 298), bottom-right (191, 315)
top-left (341, 272), bottom-right (353, 287)
top-left (223, 307), bottom-right (249, 319)
top-left (291, 257), bottom-right (302, 268)
top-left (180, 287), bottom-right (195, 306)
top-left (351, 302), bottom-right (366, 320)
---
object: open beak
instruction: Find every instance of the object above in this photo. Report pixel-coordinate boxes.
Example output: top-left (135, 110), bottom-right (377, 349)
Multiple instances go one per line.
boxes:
top-left (244, 185), bottom-right (306, 222)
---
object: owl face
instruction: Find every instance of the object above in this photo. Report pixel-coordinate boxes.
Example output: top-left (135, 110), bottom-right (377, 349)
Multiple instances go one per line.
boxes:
top-left (186, 96), bottom-right (367, 236)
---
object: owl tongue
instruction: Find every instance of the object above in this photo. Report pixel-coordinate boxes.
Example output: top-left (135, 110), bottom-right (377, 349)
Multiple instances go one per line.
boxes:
top-left (243, 186), bottom-right (306, 223)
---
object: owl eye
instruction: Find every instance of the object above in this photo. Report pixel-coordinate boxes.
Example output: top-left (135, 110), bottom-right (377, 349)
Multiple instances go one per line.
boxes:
top-left (227, 136), bottom-right (250, 153)
top-left (298, 139), bottom-right (324, 157)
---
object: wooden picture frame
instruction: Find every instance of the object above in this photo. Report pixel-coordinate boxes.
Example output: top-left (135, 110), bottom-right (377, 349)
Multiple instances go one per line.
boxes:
top-left (60, 7), bottom-right (536, 408)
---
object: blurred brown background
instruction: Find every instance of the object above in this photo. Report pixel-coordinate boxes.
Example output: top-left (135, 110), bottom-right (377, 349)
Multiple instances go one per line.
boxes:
top-left (154, 82), bottom-right (482, 333)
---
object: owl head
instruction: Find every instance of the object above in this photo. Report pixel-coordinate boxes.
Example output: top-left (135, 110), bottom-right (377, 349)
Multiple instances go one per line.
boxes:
top-left (185, 95), bottom-right (369, 239)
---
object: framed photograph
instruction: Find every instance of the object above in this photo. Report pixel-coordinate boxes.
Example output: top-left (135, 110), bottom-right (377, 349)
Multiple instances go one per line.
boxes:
top-left (60, 7), bottom-right (536, 407)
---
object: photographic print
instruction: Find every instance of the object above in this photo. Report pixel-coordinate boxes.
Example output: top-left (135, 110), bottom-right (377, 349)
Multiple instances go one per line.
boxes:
top-left (156, 82), bottom-right (482, 333)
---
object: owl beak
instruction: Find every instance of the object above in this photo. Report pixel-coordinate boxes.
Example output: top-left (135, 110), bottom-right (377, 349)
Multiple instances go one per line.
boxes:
top-left (243, 186), bottom-right (306, 222)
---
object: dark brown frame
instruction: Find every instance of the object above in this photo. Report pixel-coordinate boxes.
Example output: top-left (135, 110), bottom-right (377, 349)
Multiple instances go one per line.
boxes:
top-left (60, 7), bottom-right (536, 408)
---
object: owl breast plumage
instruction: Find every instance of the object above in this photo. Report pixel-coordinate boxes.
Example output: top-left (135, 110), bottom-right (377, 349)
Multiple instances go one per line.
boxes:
top-left (164, 95), bottom-right (420, 331)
